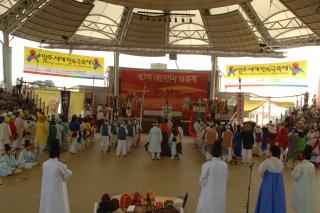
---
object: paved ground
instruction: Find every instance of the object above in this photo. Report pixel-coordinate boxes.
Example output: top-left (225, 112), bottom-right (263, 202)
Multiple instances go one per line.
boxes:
top-left (0, 134), bottom-right (319, 213)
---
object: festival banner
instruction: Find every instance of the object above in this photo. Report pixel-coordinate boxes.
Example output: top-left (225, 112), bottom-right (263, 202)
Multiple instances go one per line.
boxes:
top-left (23, 47), bottom-right (104, 79)
top-left (236, 93), bottom-right (244, 124)
top-left (226, 61), bottom-right (307, 79)
top-left (120, 69), bottom-right (209, 116)
top-left (61, 91), bottom-right (71, 119)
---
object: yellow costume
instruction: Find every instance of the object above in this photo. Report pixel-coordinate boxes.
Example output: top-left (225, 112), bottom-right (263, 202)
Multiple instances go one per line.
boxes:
top-left (35, 114), bottom-right (49, 151)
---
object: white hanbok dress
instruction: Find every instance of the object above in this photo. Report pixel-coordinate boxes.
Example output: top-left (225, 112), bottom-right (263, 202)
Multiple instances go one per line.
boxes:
top-left (39, 158), bottom-right (72, 213)
top-left (196, 157), bottom-right (228, 213)
top-left (291, 160), bottom-right (315, 213)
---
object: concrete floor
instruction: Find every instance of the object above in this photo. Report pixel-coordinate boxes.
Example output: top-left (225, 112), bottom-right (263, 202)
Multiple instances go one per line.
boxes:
top-left (0, 135), bottom-right (319, 213)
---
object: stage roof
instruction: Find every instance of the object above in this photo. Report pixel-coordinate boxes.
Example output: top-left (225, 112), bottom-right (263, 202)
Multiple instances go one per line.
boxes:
top-left (0, 0), bottom-right (319, 57)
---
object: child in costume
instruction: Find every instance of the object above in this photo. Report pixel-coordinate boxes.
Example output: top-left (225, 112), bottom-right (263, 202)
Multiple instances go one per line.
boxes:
top-left (1, 144), bottom-right (22, 173)
top-left (14, 110), bottom-right (25, 149)
top-left (70, 131), bottom-right (78, 154)
top-left (100, 120), bottom-right (111, 153)
top-left (116, 121), bottom-right (128, 157)
top-left (18, 140), bottom-right (38, 169)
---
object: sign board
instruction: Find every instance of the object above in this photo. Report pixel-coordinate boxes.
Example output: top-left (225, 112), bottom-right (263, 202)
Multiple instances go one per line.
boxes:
top-left (226, 61), bottom-right (307, 79)
top-left (23, 47), bottom-right (104, 79)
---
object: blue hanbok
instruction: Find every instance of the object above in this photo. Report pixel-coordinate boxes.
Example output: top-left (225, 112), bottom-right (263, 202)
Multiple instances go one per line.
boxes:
top-left (0, 161), bottom-right (13, 176)
top-left (1, 154), bottom-right (18, 169)
top-left (18, 149), bottom-right (37, 169)
top-left (233, 131), bottom-right (242, 157)
top-left (255, 157), bottom-right (286, 213)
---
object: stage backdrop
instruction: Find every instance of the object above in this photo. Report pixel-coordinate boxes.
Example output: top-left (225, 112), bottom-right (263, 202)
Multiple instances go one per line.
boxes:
top-left (24, 47), bottom-right (104, 79)
top-left (120, 68), bottom-right (209, 117)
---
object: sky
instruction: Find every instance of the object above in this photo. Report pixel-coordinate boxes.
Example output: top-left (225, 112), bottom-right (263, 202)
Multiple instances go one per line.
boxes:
top-left (0, 35), bottom-right (319, 103)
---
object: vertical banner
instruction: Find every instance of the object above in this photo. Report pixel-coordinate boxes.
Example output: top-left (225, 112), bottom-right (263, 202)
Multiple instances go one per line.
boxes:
top-left (61, 91), bottom-right (71, 118)
top-left (237, 93), bottom-right (244, 124)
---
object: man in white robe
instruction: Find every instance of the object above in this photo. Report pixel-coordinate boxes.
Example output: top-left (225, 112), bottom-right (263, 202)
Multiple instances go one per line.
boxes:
top-left (196, 142), bottom-right (228, 213)
top-left (291, 145), bottom-right (315, 213)
top-left (39, 140), bottom-right (72, 213)
top-left (148, 122), bottom-right (162, 160)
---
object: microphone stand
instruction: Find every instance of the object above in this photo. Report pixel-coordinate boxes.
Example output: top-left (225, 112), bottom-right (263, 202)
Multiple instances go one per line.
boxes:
top-left (245, 162), bottom-right (254, 213)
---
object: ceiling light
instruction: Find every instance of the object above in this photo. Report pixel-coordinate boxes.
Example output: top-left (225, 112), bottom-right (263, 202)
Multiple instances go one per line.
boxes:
top-left (189, 18), bottom-right (192, 23)
top-left (174, 17), bottom-right (177, 22)
top-left (182, 18), bottom-right (185, 23)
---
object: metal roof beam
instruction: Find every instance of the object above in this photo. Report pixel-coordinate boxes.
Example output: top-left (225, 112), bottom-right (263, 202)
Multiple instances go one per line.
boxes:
top-left (200, 9), bottom-right (214, 48)
top-left (240, 1), bottom-right (274, 46)
top-left (0, 0), bottom-right (53, 34)
top-left (43, 43), bottom-right (284, 58)
top-left (115, 7), bottom-right (133, 45)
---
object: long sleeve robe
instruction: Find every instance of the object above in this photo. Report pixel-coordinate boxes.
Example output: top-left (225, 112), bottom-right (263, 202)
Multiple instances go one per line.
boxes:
top-left (148, 127), bottom-right (163, 153)
top-left (196, 157), bottom-right (228, 213)
top-left (291, 160), bottom-right (315, 213)
top-left (39, 158), bottom-right (72, 213)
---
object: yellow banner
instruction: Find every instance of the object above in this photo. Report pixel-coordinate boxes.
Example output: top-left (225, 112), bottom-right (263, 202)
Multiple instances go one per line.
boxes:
top-left (34, 89), bottom-right (61, 114)
top-left (24, 47), bottom-right (104, 77)
top-left (69, 92), bottom-right (85, 117)
top-left (34, 89), bottom-right (85, 116)
top-left (226, 61), bottom-right (307, 79)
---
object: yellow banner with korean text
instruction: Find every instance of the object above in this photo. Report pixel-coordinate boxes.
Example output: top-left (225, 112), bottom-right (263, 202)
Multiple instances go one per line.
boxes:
top-left (24, 47), bottom-right (104, 78)
top-left (226, 61), bottom-right (307, 79)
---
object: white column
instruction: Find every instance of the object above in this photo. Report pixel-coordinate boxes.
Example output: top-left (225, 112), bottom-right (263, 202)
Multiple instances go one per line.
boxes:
top-left (113, 51), bottom-right (120, 96)
top-left (2, 32), bottom-right (12, 89)
top-left (210, 55), bottom-right (218, 99)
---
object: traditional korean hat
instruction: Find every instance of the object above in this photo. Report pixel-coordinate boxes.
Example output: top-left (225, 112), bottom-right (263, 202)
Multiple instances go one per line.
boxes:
top-left (153, 121), bottom-right (159, 126)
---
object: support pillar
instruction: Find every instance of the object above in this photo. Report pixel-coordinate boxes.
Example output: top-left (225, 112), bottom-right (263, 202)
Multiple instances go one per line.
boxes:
top-left (2, 32), bottom-right (12, 89)
top-left (113, 51), bottom-right (120, 97)
top-left (210, 55), bottom-right (218, 99)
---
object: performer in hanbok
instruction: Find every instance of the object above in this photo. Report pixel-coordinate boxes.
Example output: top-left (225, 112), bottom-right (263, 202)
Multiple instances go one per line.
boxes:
top-left (148, 121), bottom-right (163, 160)
top-left (69, 132), bottom-right (78, 154)
top-left (100, 120), bottom-right (111, 153)
top-left (159, 118), bottom-right (171, 156)
top-left (307, 130), bottom-right (320, 168)
top-left (286, 129), bottom-right (299, 166)
top-left (267, 124), bottom-right (277, 148)
top-left (39, 140), bottom-right (72, 213)
top-left (222, 126), bottom-right (233, 162)
top-left (14, 110), bottom-right (25, 148)
top-left (255, 126), bottom-right (262, 148)
top-left (241, 124), bottom-right (254, 163)
top-left (291, 145), bottom-right (315, 213)
top-left (126, 120), bottom-right (135, 153)
top-left (116, 121), bottom-right (128, 157)
top-left (255, 145), bottom-right (286, 213)
top-left (47, 118), bottom-right (57, 151)
top-left (34, 114), bottom-right (49, 154)
top-left (1, 144), bottom-right (21, 172)
top-left (233, 125), bottom-right (242, 157)
top-left (18, 140), bottom-right (38, 169)
top-left (196, 142), bottom-right (228, 213)
top-left (0, 114), bottom-right (12, 154)
top-left (0, 145), bottom-right (16, 176)
top-left (55, 117), bottom-right (63, 145)
top-left (277, 125), bottom-right (288, 160)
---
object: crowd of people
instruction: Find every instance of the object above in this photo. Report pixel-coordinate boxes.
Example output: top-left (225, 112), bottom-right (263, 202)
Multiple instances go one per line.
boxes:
top-left (194, 106), bottom-right (320, 213)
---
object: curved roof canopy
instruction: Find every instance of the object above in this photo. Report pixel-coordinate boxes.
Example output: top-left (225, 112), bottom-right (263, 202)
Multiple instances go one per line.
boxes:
top-left (0, 0), bottom-right (319, 57)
